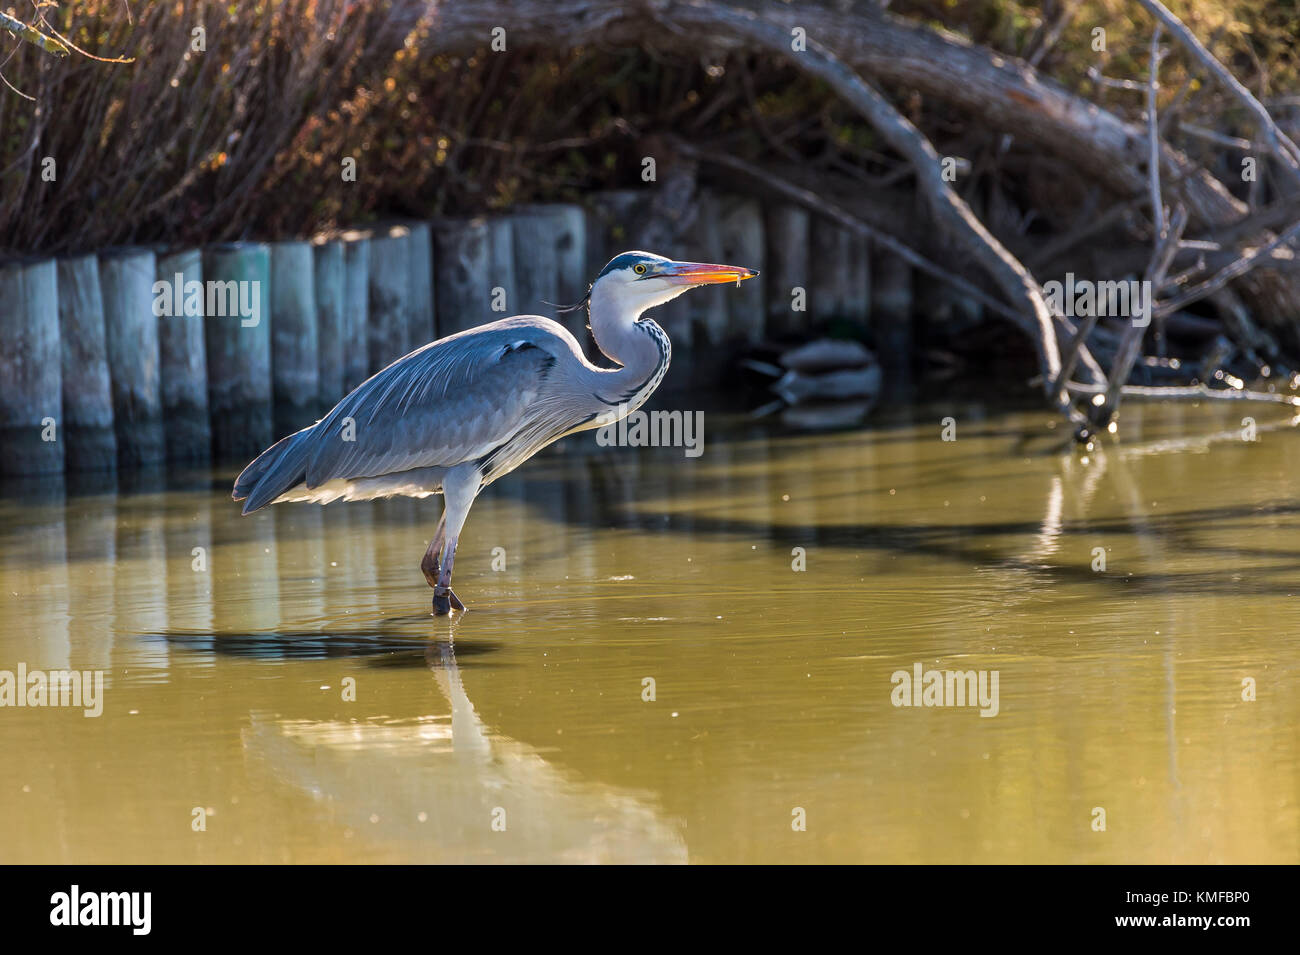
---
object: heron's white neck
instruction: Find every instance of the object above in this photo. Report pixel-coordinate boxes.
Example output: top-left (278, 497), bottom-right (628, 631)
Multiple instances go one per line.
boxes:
top-left (585, 277), bottom-right (678, 407)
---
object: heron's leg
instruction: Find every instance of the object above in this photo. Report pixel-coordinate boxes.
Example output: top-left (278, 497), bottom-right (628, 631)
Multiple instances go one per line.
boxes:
top-left (431, 464), bottom-right (479, 616)
top-left (423, 512), bottom-right (465, 612)
top-left (421, 513), bottom-right (447, 588)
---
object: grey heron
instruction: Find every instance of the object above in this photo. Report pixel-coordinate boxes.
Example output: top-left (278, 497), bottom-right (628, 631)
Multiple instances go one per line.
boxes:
top-left (233, 250), bottom-right (758, 614)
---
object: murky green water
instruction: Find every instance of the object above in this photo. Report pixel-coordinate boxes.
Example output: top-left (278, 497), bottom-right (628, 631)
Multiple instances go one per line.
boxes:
top-left (2, 400), bottom-right (1298, 863)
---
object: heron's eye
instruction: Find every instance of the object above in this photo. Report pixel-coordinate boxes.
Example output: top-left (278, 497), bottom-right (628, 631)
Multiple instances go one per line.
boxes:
top-left (633, 264), bottom-right (647, 275)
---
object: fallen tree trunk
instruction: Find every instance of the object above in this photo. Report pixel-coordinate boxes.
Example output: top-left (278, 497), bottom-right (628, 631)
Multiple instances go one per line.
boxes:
top-left (399, 0), bottom-right (1300, 349)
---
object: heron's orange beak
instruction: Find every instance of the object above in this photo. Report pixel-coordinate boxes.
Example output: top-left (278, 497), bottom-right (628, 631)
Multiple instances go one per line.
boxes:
top-left (658, 261), bottom-right (759, 286)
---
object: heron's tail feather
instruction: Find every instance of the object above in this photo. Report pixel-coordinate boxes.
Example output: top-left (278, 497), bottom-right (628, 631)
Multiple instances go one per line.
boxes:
top-left (232, 426), bottom-right (316, 514)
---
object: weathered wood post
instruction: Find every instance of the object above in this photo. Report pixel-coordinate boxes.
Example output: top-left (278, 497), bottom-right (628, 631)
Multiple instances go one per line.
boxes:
top-left (487, 218), bottom-right (518, 322)
top-left (432, 217), bottom-right (492, 336)
top-left (270, 240), bottom-right (321, 435)
top-left (313, 238), bottom-right (346, 407)
top-left (100, 247), bottom-right (165, 467)
top-left (203, 242), bottom-right (273, 460)
top-left (513, 204), bottom-right (589, 338)
top-left (548, 204), bottom-right (589, 308)
top-left (810, 219), bottom-right (870, 324)
top-left (408, 222), bottom-right (436, 346)
top-left (871, 245), bottom-right (914, 395)
top-left (763, 203), bottom-right (810, 340)
top-left (0, 258), bottom-right (63, 475)
top-left (509, 209), bottom-right (559, 321)
top-left (341, 231), bottom-right (371, 393)
top-left (55, 254), bottom-right (116, 470)
top-left (367, 224), bottom-right (412, 374)
top-left (681, 191), bottom-right (730, 346)
top-left (155, 248), bottom-right (211, 463)
top-left (713, 195), bottom-right (766, 343)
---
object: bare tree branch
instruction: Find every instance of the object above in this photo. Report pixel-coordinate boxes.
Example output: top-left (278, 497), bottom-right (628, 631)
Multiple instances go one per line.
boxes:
top-left (1146, 26), bottom-right (1166, 241)
top-left (1156, 219), bottom-right (1300, 317)
top-left (1135, 0), bottom-right (1300, 182)
top-left (0, 10), bottom-right (69, 58)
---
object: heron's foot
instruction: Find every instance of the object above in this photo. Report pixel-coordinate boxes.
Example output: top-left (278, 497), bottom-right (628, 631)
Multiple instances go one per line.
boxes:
top-left (420, 552), bottom-right (441, 589)
top-left (432, 586), bottom-right (466, 616)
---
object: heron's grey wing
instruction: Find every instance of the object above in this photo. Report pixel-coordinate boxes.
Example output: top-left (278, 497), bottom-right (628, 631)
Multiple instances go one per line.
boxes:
top-left (303, 332), bottom-right (562, 487)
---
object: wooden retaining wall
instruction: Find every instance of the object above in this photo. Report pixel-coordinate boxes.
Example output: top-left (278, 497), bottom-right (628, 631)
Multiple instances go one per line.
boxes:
top-left (156, 248), bottom-right (210, 463)
top-left (0, 193), bottom-right (916, 475)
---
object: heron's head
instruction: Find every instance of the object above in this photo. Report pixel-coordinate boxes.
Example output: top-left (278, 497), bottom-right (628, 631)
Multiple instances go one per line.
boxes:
top-left (586, 250), bottom-right (758, 317)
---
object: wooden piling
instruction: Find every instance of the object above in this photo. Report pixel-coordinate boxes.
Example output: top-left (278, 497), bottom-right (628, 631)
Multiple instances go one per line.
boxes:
top-left (407, 222), bottom-right (436, 346)
top-left (367, 225), bottom-right (412, 373)
top-left (270, 240), bottom-right (320, 435)
top-left (763, 203), bottom-right (811, 340)
top-left (155, 248), bottom-right (211, 463)
top-left (548, 204), bottom-right (589, 308)
top-left (432, 217), bottom-right (492, 336)
top-left (680, 192), bottom-right (729, 346)
top-left (509, 210), bottom-right (559, 320)
top-left (312, 238), bottom-right (346, 408)
top-left (55, 254), bottom-right (116, 471)
top-left (512, 205), bottom-right (587, 339)
top-left (0, 258), bottom-right (63, 475)
top-left (810, 219), bottom-right (870, 324)
top-left (713, 195), bottom-right (766, 343)
top-left (871, 246), bottom-right (914, 395)
top-left (487, 218), bottom-right (518, 321)
top-left (203, 242), bottom-right (273, 461)
top-left (99, 247), bottom-right (165, 467)
top-left (341, 231), bottom-right (370, 393)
